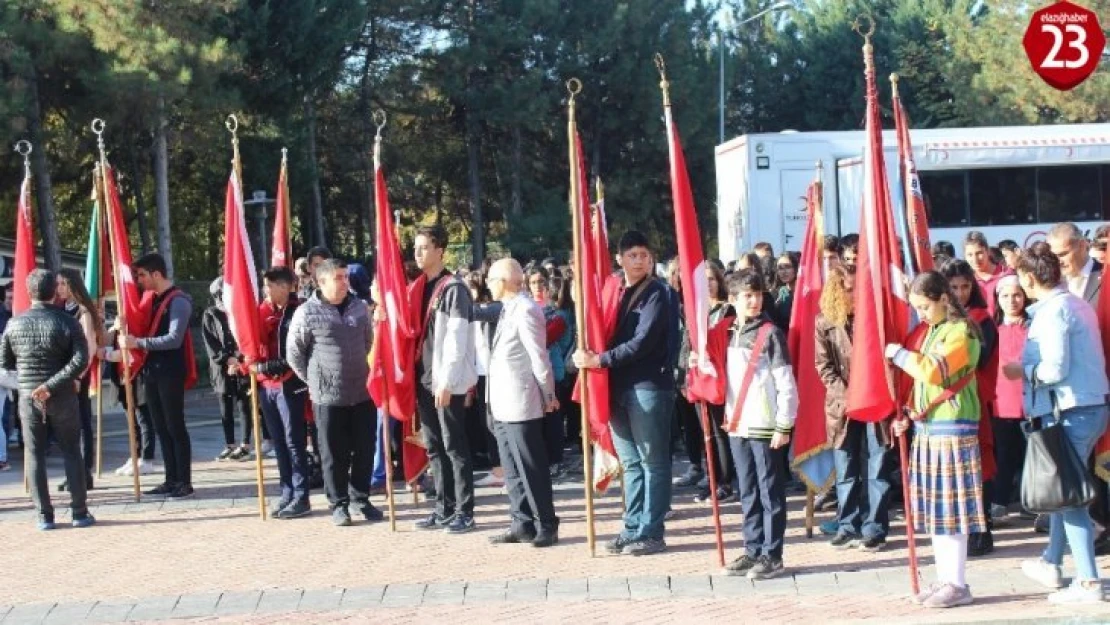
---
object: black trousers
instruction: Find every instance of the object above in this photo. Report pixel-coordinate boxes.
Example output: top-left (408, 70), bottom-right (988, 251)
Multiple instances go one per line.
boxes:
top-left (22, 394), bottom-right (87, 520)
top-left (991, 417), bottom-right (1026, 507)
top-left (219, 389), bottom-right (253, 446)
top-left (543, 407), bottom-right (565, 466)
top-left (77, 376), bottom-right (94, 472)
top-left (704, 403), bottom-right (735, 486)
top-left (495, 419), bottom-right (557, 534)
top-left (417, 385), bottom-right (474, 518)
top-left (145, 373), bottom-right (191, 486)
top-left (465, 376), bottom-right (490, 466)
top-left (558, 375), bottom-right (580, 446)
top-left (315, 400), bottom-right (374, 509)
top-left (675, 392), bottom-right (703, 470)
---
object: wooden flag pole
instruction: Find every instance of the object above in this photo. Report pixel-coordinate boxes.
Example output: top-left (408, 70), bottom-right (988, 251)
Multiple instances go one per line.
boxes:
top-left (697, 401), bottom-right (726, 567)
top-left (95, 383), bottom-right (103, 478)
top-left (372, 112), bottom-right (398, 532)
top-left (805, 488), bottom-right (816, 539)
top-left (92, 122), bottom-right (142, 502)
top-left (227, 115), bottom-right (268, 521)
top-left (567, 78), bottom-right (596, 557)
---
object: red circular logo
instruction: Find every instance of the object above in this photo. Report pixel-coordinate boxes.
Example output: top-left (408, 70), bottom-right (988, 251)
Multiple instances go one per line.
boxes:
top-left (1022, 0), bottom-right (1106, 91)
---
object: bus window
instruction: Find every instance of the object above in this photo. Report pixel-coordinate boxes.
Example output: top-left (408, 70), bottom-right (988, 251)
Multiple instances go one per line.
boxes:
top-left (920, 171), bottom-right (968, 227)
top-left (969, 168), bottom-right (1036, 226)
top-left (1038, 165), bottom-right (1102, 224)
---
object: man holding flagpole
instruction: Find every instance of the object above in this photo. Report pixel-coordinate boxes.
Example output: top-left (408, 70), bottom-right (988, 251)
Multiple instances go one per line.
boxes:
top-left (574, 230), bottom-right (674, 556)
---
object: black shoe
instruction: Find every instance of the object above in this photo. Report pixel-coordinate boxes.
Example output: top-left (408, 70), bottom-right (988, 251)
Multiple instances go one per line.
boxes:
top-left (967, 531), bottom-right (994, 557)
top-left (168, 484), bottom-right (195, 500)
top-left (332, 506), bottom-right (352, 526)
top-left (144, 482), bottom-right (174, 496)
top-left (1094, 530), bottom-right (1110, 556)
top-left (445, 514), bottom-right (476, 534)
top-left (359, 502), bottom-right (384, 523)
top-left (815, 489), bottom-right (838, 512)
top-left (859, 535), bottom-right (886, 552)
top-left (1034, 514), bottom-right (1049, 534)
top-left (86, 474), bottom-right (93, 490)
top-left (277, 500), bottom-right (311, 519)
top-left (489, 529), bottom-right (535, 544)
top-left (830, 531), bottom-right (860, 550)
top-left (672, 467), bottom-right (704, 488)
top-left (624, 537), bottom-right (667, 556)
top-left (532, 528), bottom-right (559, 547)
top-left (605, 535), bottom-right (632, 555)
top-left (694, 486), bottom-right (735, 504)
top-left (72, 513), bottom-right (96, 529)
top-left (414, 512), bottom-right (451, 530)
top-left (724, 554), bottom-right (759, 576)
top-left (57, 480), bottom-right (68, 492)
top-left (747, 556), bottom-right (784, 580)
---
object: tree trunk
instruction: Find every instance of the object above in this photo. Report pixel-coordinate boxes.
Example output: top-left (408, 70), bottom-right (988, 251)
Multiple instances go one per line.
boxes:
top-left (465, 0), bottom-right (483, 266)
top-left (510, 125), bottom-right (522, 219)
top-left (303, 95), bottom-right (327, 249)
top-left (127, 141), bottom-right (152, 254)
top-left (153, 94), bottom-right (174, 278)
top-left (26, 69), bottom-right (62, 271)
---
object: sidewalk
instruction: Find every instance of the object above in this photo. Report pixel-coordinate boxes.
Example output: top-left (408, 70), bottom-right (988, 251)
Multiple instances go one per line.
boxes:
top-left (1, 397), bottom-right (1108, 623)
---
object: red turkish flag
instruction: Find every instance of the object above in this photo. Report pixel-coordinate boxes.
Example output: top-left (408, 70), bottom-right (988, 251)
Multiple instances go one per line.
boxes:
top-left (102, 165), bottom-right (151, 378)
top-left (271, 154), bottom-right (291, 268)
top-left (892, 87), bottom-right (932, 274)
top-left (790, 181), bottom-right (834, 488)
top-left (660, 101), bottom-right (716, 403)
top-left (845, 50), bottom-right (910, 423)
top-left (570, 130), bottom-right (619, 492)
top-left (12, 172), bottom-right (34, 315)
top-left (222, 170), bottom-right (262, 363)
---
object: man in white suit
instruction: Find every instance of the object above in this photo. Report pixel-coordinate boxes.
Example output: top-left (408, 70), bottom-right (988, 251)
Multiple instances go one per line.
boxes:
top-left (485, 258), bottom-right (560, 548)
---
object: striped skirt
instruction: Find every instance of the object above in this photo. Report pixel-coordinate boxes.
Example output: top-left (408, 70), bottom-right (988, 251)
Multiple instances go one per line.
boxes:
top-left (911, 433), bottom-right (987, 536)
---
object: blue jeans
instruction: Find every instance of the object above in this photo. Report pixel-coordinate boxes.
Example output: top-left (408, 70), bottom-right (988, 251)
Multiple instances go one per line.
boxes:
top-left (259, 386), bottom-right (309, 505)
top-left (1042, 404), bottom-right (1108, 581)
top-left (609, 388), bottom-right (674, 542)
top-left (834, 420), bottom-right (893, 540)
top-left (372, 410), bottom-right (402, 486)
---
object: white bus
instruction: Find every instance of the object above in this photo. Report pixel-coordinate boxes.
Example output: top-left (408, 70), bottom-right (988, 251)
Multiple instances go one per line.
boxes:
top-left (714, 123), bottom-right (1110, 261)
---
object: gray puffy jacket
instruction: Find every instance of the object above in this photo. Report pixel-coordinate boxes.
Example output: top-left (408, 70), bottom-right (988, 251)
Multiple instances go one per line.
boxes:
top-left (286, 291), bottom-right (373, 407)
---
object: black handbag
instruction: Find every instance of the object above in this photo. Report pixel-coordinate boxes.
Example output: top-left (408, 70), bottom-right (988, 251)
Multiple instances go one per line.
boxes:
top-left (1020, 391), bottom-right (1097, 514)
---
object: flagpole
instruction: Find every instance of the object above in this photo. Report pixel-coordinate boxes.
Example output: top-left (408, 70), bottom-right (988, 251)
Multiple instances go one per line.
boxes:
top-left (91, 121), bottom-right (142, 502)
top-left (14, 140), bottom-right (31, 495)
top-left (372, 110), bottom-right (398, 532)
top-left (93, 182), bottom-right (106, 480)
top-left (226, 115), bottom-right (268, 521)
top-left (855, 16), bottom-right (919, 596)
top-left (281, 147), bottom-right (292, 258)
top-left (567, 78), bottom-right (597, 557)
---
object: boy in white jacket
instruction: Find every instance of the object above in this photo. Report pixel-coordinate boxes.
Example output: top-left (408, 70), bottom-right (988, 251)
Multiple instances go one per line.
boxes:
top-left (718, 270), bottom-right (798, 579)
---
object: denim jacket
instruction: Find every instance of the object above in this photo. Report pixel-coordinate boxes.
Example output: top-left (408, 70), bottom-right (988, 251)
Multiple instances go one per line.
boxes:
top-left (1022, 288), bottom-right (1109, 417)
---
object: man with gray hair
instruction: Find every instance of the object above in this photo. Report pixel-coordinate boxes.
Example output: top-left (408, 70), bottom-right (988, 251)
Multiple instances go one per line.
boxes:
top-left (1047, 222), bottom-right (1102, 304)
top-left (485, 258), bottom-right (560, 547)
top-left (288, 258), bottom-right (380, 526)
top-left (1, 269), bottom-right (90, 530)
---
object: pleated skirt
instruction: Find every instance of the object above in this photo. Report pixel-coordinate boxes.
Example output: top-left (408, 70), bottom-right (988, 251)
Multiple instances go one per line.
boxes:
top-left (911, 433), bottom-right (987, 535)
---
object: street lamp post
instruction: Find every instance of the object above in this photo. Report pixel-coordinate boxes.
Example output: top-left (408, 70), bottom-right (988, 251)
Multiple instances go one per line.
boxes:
top-left (243, 190), bottom-right (275, 271)
top-left (719, 1), bottom-right (795, 145)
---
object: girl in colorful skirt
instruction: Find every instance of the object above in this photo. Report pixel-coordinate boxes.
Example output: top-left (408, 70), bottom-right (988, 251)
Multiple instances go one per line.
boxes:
top-left (885, 270), bottom-right (986, 609)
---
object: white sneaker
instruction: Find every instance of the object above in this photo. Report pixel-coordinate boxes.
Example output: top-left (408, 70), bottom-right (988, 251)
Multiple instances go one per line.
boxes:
top-left (1022, 558), bottom-right (1064, 589)
top-left (474, 473), bottom-right (504, 488)
top-left (1048, 581), bottom-right (1104, 604)
top-left (137, 460), bottom-right (161, 475)
top-left (115, 460), bottom-right (133, 476)
top-left (260, 440), bottom-right (274, 455)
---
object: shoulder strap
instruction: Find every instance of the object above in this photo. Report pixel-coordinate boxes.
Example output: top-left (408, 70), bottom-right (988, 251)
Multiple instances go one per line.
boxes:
top-left (617, 277), bottom-right (654, 322)
top-left (726, 322), bottom-right (774, 433)
top-left (911, 369), bottom-right (976, 420)
top-left (147, 288), bottom-right (181, 336)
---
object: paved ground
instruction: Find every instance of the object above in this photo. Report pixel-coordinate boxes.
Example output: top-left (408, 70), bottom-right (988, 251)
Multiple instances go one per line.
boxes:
top-left (1, 391), bottom-right (1109, 623)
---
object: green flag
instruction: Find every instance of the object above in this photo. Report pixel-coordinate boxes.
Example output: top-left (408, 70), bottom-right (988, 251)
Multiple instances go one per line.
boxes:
top-left (85, 200), bottom-right (101, 298)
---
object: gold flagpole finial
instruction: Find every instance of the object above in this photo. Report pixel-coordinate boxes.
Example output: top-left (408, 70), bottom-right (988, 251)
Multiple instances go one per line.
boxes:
top-left (372, 110), bottom-right (387, 164)
top-left (91, 118), bottom-right (109, 166)
top-left (13, 140), bottom-right (31, 177)
top-left (854, 15), bottom-right (877, 72)
top-left (890, 73), bottom-right (901, 98)
top-left (567, 78), bottom-right (582, 105)
top-left (226, 114), bottom-right (242, 180)
top-left (654, 53), bottom-right (670, 107)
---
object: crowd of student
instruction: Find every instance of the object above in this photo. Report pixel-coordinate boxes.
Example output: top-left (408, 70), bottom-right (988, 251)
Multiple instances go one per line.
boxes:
top-left (3, 221), bottom-right (1109, 610)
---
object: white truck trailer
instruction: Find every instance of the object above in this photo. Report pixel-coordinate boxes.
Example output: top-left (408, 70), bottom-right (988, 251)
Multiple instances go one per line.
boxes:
top-left (714, 123), bottom-right (1110, 262)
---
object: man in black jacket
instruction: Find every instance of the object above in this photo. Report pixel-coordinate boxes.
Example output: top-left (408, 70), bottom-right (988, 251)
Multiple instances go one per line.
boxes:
top-left (202, 278), bottom-right (254, 461)
top-left (1, 269), bottom-right (91, 529)
top-left (574, 230), bottom-right (675, 556)
top-left (252, 266), bottom-right (311, 519)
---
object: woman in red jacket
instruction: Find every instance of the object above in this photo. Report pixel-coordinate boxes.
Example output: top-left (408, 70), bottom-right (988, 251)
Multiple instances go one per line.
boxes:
top-left (939, 258), bottom-right (997, 557)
